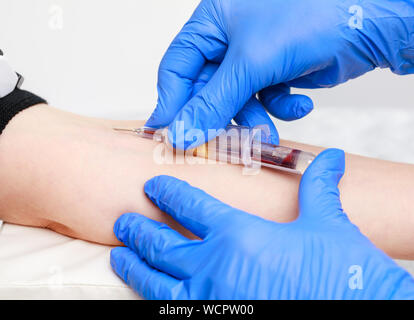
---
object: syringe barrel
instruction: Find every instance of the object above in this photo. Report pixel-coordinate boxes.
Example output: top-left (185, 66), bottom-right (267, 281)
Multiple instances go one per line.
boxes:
top-left (141, 125), bottom-right (315, 175)
top-left (188, 125), bottom-right (315, 175)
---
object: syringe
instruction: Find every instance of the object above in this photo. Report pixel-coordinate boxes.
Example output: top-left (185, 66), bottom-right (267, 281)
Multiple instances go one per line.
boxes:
top-left (113, 125), bottom-right (315, 174)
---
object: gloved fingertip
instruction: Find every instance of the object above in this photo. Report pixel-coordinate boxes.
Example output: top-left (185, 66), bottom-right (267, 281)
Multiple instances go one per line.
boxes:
top-left (110, 247), bottom-right (127, 273)
top-left (113, 212), bottom-right (141, 244)
top-left (299, 148), bottom-right (346, 222)
top-left (320, 148), bottom-right (345, 172)
top-left (168, 118), bottom-right (207, 150)
top-left (144, 117), bottom-right (159, 129)
top-left (110, 247), bottom-right (122, 264)
top-left (305, 148), bottom-right (345, 181)
top-left (110, 247), bottom-right (137, 284)
top-left (144, 175), bottom-right (187, 210)
top-left (144, 175), bottom-right (170, 197)
top-left (266, 124), bottom-right (280, 145)
top-left (145, 103), bottom-right (167, 129)
top-left (167, 120), bottom-right (187, 150)
top-left (292, 95), bottom-right (314, 119)
top-left (255, 123), bottom-right (279, 145)
top-left (113, 214), bottom-right (127, 241)
top-left (261, 124), bottom-right (279, 145)
top-left (269, 132), bottom-right (279, 145)
top-left (255, 124), bottom-right (279, 145)
top-left (167, 121), bottom-right (178, 149)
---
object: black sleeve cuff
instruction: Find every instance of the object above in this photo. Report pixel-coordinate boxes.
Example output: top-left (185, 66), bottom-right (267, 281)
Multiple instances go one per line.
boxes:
top-left (0, 88), bottom-right (47, 135)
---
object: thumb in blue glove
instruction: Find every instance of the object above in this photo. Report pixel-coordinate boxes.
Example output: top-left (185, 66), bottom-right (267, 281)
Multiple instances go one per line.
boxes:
top-left (111, 149), bottom-right (414, 299)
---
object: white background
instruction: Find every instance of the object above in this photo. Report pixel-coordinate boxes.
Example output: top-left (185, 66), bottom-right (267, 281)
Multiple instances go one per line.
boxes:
top-left (1, 0), bottom-right (414, 270)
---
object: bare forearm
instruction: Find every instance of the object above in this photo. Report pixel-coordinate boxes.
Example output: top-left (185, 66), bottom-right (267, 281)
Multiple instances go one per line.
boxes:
top-left (281, 141), bottom-right (414, 259)
top-left (0, 105), bottom-right (413, 259)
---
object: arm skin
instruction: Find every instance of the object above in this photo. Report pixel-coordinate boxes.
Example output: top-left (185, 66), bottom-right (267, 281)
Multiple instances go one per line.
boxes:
top-left (0, 104), bottom-right (413, 259)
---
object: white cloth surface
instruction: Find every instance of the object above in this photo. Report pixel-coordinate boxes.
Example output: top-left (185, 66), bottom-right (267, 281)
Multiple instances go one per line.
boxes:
top-left (0, 222), bottom-right (139, 300)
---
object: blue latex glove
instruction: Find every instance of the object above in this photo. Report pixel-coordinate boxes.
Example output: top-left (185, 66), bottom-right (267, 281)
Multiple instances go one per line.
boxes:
top-left (111, 149), bottom-right (414, 299)
top-left (146, 0), bottom-right (414, 148)
top-left (192, 62), bottom-right (279, 144)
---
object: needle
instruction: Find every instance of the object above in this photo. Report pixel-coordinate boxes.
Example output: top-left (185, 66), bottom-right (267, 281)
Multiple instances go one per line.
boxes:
top-left (113, 128), bottom-right (137, 133)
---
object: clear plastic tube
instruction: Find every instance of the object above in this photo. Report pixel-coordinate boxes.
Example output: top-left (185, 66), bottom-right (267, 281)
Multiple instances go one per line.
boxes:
top-left (114, 125), bottom-right (315, 174)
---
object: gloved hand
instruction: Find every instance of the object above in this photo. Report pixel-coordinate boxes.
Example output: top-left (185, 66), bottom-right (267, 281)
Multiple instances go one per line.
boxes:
top-left (191, 62), bottom-right (279, 145)
top-left (110, 149), bottom-right (414, 299)
top-left (146, 0), bottom-right (414, 148)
